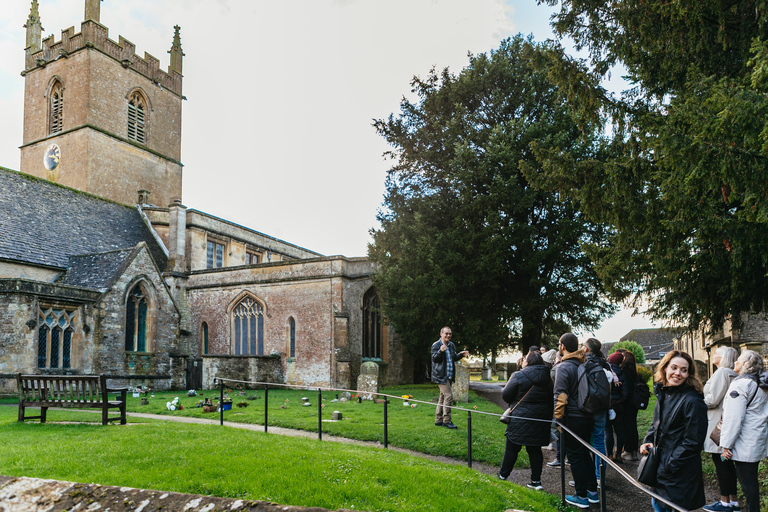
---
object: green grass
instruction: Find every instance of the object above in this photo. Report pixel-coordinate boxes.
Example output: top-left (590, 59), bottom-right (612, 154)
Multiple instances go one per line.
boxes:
top-left (109, 384), bottom-right (518, 467)
top-left (0, 405), bottom-right (563, 512)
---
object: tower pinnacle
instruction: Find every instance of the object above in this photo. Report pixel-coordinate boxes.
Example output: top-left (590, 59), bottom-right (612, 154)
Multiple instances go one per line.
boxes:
top-left (84, 0), bottom-right (101, 23)
top-left (168, 25), bottom-right (184, 75)
top-left (24, 0), bottom-right (43, 52)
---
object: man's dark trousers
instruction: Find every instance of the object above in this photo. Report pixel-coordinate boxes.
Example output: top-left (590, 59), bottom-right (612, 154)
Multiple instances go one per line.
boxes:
top-left (563, 415), bottom-right (598, 497)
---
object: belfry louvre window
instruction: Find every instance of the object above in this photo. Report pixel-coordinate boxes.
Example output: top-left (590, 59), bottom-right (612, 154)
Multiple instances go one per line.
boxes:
top-left (362, 289), bottom-right (382, 359)
top-left (37, 307), bottom-right (76, 369)
top-left (231, 297), bottom-right (263, 355)
top-left (125, 284), bottom-right (148, 352)
top-left (127, 92), bottom-right (146, 144)
top-left (50, 82), bottom-right (64, 134)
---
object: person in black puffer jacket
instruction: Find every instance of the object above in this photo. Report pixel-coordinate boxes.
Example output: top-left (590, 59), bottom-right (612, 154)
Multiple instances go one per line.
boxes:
top-left (498, 350), bottom-right (554, 489)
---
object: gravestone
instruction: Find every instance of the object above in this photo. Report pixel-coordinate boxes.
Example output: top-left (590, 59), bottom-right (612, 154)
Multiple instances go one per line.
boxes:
top-left (357, 361), bottom-right (379, 400)
top-left (453, 361), bottom-right (469, 403)
top-left (481, 366), bottom-right (492, 381)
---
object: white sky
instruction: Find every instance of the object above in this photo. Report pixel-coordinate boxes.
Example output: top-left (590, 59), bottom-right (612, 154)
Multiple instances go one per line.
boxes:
top-left (0, 0), bottom-right (658, 342)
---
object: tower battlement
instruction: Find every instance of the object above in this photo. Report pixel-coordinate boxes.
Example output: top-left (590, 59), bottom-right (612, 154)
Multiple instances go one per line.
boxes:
top-left (25, 19), bottom-right (183, 97)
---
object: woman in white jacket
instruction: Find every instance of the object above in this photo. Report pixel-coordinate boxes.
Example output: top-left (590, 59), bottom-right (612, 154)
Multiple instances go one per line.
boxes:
top-left (702, 346), bottom-right (739, 512)
top-left (719, 350), bottom-right (768, 512)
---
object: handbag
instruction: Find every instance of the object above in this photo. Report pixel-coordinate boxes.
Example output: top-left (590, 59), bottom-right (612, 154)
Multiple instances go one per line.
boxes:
top-left (500, 386), bottom-right (534, 424)
top-left (637, 445), bottom-right (660, 487)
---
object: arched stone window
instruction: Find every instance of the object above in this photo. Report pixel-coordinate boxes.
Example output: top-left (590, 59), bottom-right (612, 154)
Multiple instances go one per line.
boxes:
top-left (202, 322), bottom-right (209, 355)
top-left (362, 288), bottom-right (383, 360)
top-left (125, 282), bottom-right (153, 352)
top-left (231, 296), bottom-right (264, 355)
top-left (288, 317), bottom-right (296, 358)
top-left (127, 91), bottom-right (147, 144)
top-left (49, 80), bottom-right (64, 134)
top-left (37, 307), bottom-right (76, 369)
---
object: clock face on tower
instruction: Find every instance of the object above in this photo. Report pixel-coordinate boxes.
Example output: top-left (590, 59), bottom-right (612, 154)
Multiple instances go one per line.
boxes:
top-left (44, 144), bottom-right (61, 172)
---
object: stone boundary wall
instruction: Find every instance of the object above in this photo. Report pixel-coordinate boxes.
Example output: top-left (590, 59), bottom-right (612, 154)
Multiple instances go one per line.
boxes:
top-left (0, 476), bottom-right (357, 512)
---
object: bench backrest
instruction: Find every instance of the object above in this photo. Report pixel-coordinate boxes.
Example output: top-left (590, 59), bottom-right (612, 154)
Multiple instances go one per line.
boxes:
top-left (17, 374), bottom-right (106, 404)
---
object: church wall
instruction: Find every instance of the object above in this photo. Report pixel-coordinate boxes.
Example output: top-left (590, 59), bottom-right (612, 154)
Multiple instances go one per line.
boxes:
top-left (91, 247), bottom-right (182, 390)
top-left (0, 261), bottom-right (60, 281)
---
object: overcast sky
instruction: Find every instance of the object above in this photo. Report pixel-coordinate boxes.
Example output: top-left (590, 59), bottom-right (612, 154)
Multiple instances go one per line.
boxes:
top-left (0, 0), bottom-right (659, 342)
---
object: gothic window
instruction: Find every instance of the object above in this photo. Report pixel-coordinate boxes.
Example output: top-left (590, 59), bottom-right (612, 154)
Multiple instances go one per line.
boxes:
top-left (362, 288), bottom-right (382, 359)
top-left (127, 92), bottom-right (147, 144)
top-left (206, 240), bottom-right (224, 269)
top-left (202, 322), bottom-right (209, 355)
top-left (125, 284), bottom-right (149, 352)
top-left (49, 81), bottom-right (64, 134)
top-left (231, 297), bottom-right (264, 355)
top-left (37, 307), bottom-right (76, 369)
top-left (289, 317), bottom-right (296, 358)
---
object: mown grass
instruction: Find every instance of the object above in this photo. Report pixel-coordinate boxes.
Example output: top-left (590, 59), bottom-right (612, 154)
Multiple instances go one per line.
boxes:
top-left (0, 405), bottom-right (563, 512)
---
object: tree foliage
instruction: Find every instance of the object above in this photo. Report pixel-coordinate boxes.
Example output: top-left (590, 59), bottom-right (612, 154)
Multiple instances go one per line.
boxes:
top-left (530, 0), bottom-right (768, 333)
top-left (607, 341), bottom-right (646, 365)
top-left (369, 36), bottom-right (615, 375)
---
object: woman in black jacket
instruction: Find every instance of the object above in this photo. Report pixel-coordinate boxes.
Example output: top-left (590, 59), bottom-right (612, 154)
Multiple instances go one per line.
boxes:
top-left (498, 350), bottom-right (554, 489)
top-left (620, 351), bottom-right (640, 461)
top-left (640, 350), bottom-right (707, 512)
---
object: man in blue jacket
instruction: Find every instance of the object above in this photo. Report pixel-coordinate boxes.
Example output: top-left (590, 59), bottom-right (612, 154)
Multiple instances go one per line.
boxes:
top-left (431, 326), bottom-right (468, 429)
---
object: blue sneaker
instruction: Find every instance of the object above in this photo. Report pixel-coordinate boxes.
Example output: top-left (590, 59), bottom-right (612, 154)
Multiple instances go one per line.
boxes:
top-left (703, 502), bottom-right (733, 512)
top-left (565, 495), bottom-right (590, 509)
top-left (587, 491), bottom-right (599, 504)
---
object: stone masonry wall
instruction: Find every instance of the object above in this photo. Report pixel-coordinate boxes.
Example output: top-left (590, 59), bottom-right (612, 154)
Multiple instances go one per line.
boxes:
top-left (92, 246), bottom-right (181, 390)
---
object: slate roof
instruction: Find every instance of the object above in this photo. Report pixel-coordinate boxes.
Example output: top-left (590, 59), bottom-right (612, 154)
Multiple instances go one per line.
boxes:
top-left (57, 248), bottom-right (136, 290)
top-left (0, 168), bottom-right (167, 270)
top-left (619, 328), bottom-right (683, 361)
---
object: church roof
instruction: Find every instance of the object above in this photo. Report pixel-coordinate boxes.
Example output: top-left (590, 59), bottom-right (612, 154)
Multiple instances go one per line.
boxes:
top-left (0, 167), bottom-right (167, 270)
top-left (619, 327), bottom-right (682, 360)
top-left (57, 247), bottom-right (137, 291)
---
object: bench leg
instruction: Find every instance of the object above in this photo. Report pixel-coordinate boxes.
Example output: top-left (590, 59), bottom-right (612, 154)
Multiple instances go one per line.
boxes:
top-left (102, 405), bottom-right (108, 426)
top-left (18, 403), bottom-right (24, 422)
top-left (120, 390), bottom-right (127, 425)
top-left (40, 407), bottom-right (47, 424)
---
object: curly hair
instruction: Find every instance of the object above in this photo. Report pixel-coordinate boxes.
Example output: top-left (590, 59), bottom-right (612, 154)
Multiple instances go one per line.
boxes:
top-left (737, 350), bottom-right (765, 376)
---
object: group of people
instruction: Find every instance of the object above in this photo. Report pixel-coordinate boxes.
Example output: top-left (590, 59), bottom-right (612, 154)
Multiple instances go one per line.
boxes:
top-left (430, 327), bottom-right (768, 511)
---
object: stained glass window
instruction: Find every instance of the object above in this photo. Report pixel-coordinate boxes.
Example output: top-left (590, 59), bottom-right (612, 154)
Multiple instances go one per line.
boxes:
top-left (231, 297), bottom-right (264, 355)
top-left (363, 289), bottom-right (382, 359)
top-left (126, 284), bottom-right (148, 352)
top-left (289, 317), bottom-right (296, 358)
top-left (37, 308), bottom-right (76, 369)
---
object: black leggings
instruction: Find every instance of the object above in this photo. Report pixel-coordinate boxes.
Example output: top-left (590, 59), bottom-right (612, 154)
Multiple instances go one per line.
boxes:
top-left (711, 453), bottom-right (738, 496)
top-left (500, 439), bottom-right (543, 481)
top-left (734, 461), bottom-right (761, 512)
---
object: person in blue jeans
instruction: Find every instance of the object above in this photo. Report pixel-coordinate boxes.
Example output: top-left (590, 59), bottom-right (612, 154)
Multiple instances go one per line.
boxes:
top-left (583, 338), bottom-right (611, 483)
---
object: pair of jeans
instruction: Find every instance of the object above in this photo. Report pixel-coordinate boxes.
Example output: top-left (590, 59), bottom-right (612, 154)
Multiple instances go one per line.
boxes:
top-left (563, 415), bottom-right (597, 497)
top-left (711, 453), bottom-right (738, 496)
top-left (734, 461), bottom-right (760, 512)
top-left (592, 411), bottom-right (607, 480)
top-left (651, 497), bottom-right (672, 512)
top-left (499, 439), bottom-right (543, 481)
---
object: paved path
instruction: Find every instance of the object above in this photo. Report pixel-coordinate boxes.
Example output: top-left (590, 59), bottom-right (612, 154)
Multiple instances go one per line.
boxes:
top-left (470, 380), bottom-right (718, 511)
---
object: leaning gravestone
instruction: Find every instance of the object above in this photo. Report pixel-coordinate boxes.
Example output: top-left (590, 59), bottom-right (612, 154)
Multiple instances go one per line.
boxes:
top-left (357, 361), bottom-right (379, 400)
top-left (453, 361), bottom-right (469, 403)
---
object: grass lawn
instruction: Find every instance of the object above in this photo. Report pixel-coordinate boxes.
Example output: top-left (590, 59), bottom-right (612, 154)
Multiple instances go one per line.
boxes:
top-left (0, 405), bottom-right (563, 512)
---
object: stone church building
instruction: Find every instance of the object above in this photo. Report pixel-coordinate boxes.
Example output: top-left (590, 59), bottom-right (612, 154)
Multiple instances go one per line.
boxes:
top-left (0, 0), bottom-right (412, 392)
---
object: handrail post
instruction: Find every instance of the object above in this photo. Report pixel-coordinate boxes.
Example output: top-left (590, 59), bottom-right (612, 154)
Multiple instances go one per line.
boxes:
top-left (219, 378), bottom-right (224, 426)
top-left (600, 457), bottom-right (607, 512)
top-left (560, 425), bottom-right (566, 505)
top-left (467, 411), bottom-right (472, 468)
top-left (383, 396), bottom-right (388, 448)
top-left (264, 385), bottom-right (269, 433)
top-left (318, 387), bottom-right (322, 441)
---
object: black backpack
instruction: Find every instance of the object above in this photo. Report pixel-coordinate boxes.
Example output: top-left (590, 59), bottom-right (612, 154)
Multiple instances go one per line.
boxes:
top-left (633, 379), bottom-right (651, 410)
top-left (577, 359), bottom-right (611, 413)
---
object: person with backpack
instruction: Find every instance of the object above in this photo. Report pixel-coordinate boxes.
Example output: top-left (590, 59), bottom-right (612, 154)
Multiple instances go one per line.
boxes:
top-left (553, 333), bottom-right (599, 508)
top-left (583, 338), bottom-right (612, 483)
top-left (606, 351), bottom-right (627, 463)
top-left (620, 351), bottom-right (641, 461)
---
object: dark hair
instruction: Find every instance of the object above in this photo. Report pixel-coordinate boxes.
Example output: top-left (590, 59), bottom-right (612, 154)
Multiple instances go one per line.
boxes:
top-left (528, 346), bottom-right (540, 354)
top-left (654, 350), bottom-right (703, 392)
top-left (620, 350), bottom-right (639, 379)
top-left (526, 350), bottom-right (544, 366)
top-left (584, 337), bottom-right (602, 357)
top-left (559, 333), bottom-right (579, 353)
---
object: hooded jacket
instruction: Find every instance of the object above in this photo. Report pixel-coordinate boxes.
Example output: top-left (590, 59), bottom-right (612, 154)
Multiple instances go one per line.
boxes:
top-left (553, 349), bottom-right (588, 421)
top-left (719, 373), bottom-right (768, 462)
top-left (501, 363), bottom-right (554, 446)
top-left (643, 382), bottom-right (707, 510)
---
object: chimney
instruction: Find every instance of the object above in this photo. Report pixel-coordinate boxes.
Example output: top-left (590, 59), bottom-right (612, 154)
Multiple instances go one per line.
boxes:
top-left (167, 198), bottom-right (187, 273)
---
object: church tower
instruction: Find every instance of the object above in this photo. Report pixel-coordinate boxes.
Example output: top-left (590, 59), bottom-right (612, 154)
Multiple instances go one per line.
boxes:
top-left (20, 0), bottom-right (184, 207)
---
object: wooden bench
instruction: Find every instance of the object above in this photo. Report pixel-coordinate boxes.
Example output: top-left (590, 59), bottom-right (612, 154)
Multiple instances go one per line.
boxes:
top-left (17, 374), bottom-right (127, 425)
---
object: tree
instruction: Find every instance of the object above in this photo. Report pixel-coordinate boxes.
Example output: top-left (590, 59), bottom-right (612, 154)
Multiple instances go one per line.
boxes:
top-left (607, 341), bottom-right (645, 365)
top-left (369, 36), bottom-right (615, 376)
top-left (529, 0), bottom-right (768, 333)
